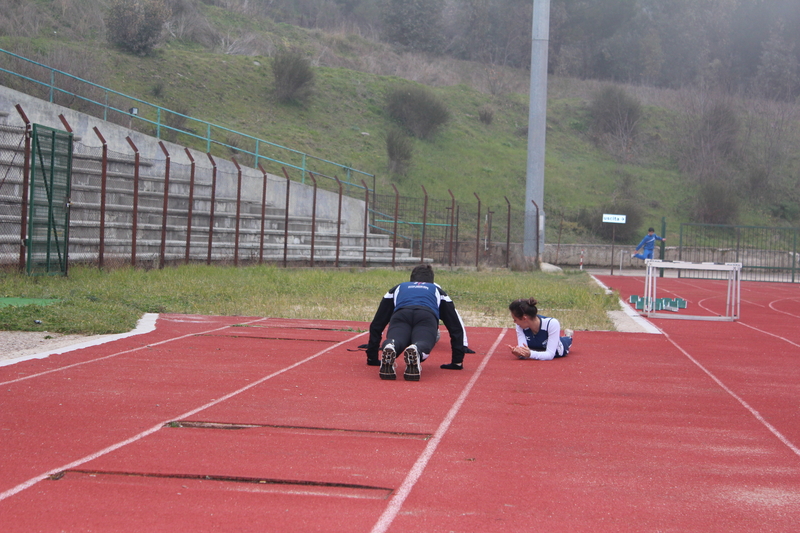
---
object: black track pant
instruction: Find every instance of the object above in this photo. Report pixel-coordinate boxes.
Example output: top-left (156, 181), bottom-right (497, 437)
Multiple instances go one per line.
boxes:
top-left (381, 306), bottom-right (438, 359)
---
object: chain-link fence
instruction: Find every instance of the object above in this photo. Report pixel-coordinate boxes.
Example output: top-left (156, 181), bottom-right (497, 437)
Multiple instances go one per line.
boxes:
top-left (0, 125), bottom-right (26, 270)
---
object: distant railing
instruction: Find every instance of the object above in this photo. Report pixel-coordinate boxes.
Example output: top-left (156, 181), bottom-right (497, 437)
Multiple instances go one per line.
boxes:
top-left (678, 223), bottom-right (800, 282)
top-left (0, 47), bottom-right (374, 194)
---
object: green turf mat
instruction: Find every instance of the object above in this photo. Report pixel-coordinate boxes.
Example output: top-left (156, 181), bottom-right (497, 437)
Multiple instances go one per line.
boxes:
top-left (0, 298), bottom-right (60, 307)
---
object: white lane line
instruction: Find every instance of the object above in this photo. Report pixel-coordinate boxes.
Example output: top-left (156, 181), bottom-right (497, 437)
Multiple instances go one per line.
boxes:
top-left (662, 330), bottom-right (800, 458)
top-left (768, 297), bottom-right (800, 319)
top-left (0, 315), bottom-right (267, 386)
top-left (736, 320), bottom-right (800, 349)
top-left (370, 329), bottom-right (508, 533)
top-left (616, 297), bottom-right (662, 334)
top-left (0, 313), bottom-right (159, 368)
top-left (0, 331), bottom-right (368, 502)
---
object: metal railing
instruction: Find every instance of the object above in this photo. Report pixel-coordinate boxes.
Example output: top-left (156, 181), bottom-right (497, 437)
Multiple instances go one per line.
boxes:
top-left (678, 223), bottom-right (799, 282)
top-left (0, 49), bottom-right (528, 270)
top-left (0, 47), bottom-right (374, 193)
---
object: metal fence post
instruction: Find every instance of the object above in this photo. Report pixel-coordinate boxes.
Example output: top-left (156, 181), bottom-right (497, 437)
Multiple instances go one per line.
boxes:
top-left (185, 148), bottom-right (196, 264)
top-left (232, 157), bottom-right (242, 267)
top-left (126, 136), bottom-right (140, 267)
top-left (486, 208), bottom-right (494, 255)
top-left (362, 180), bottom-right (369, 268)
top-left (15, 105), bottom-right (31, 273)
top-left (258, 164), bottom-right (268, 264)
top-left (158, 141), bottom-right (171, 269)
top-left (420, 185), bottom-right (428, 264)
top-left (281, 167), bottom-right (291, 267)
top-left (334, 176), bottom-right (343, 267)
top-left (391, 184), bottom-right (399, 268)
top-left (92, 127), bottom-right (108, 269)
top-left (206, 153), bottom-right (217, 265)
top-left (455, 205), bottom-right (460, 266)
top-left (448, 190), bottom-right (455, 266)
top-left (474, 193), bottom-right (481, 268)
top-left (308, 172), bottom-right (318, 267)
top-left (505, 196), bottom-right (511, 269)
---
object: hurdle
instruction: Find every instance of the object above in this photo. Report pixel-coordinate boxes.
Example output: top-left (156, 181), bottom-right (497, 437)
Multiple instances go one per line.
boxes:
top-left (643, 260), bottom-right (742, 321)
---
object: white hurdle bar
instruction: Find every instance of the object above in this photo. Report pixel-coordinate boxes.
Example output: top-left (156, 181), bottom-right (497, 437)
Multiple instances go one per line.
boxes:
top-left (643, 260), bottom-right (742, 321)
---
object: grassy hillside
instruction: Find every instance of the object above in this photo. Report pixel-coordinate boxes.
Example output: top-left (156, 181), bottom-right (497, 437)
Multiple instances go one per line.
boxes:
top-left (2, 8), bottom-right (798, 245)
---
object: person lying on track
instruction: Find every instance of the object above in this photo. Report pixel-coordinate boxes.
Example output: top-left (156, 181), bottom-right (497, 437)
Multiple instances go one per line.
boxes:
top-left (507, 298), bottom-right (573, 361)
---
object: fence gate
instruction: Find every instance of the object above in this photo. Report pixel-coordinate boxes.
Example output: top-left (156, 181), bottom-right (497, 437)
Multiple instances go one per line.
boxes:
top-left (26, 124), bottom-right (73, 276)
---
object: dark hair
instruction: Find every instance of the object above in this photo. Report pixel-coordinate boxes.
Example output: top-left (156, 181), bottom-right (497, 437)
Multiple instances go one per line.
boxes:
top-left (410, 264), bottom-right (434, 283)
top-left (647, 227), bottom-right (655, 232)
top-left (509, 298), bottom-right (538, 319)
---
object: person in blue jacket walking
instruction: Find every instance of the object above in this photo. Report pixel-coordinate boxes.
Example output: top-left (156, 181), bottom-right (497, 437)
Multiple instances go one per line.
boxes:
top-left (632, 227), bottom-right (666, 260)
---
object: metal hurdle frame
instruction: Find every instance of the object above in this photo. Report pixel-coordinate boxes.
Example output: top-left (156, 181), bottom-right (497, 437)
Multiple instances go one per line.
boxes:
top-left (643, 260), bottom-right (742, 321)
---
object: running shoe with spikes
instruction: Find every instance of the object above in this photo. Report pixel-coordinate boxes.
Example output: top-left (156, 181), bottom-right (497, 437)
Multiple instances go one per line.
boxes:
top-left (404, 344), bottom-right (421, 381)
top-left (380, 343), bottom-right (397, 380)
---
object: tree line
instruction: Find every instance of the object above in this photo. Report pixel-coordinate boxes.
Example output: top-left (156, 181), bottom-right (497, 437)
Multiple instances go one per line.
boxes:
top-left (3, 0), bottom-right (798, 99)
top-left (227, 0), bottom-right (800, 100)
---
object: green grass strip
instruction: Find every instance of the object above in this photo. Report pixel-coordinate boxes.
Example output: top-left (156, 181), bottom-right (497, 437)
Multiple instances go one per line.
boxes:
top-left (0, 265), bottom-right (619, 335)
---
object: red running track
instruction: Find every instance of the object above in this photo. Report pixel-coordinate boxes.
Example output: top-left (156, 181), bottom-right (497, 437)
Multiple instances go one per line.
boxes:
top-left (1, 292), bottom-right (799, 532)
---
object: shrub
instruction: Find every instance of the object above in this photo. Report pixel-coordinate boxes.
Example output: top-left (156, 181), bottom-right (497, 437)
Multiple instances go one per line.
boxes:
top-left (106, 0), bottom-right (171, 55)
top-left (675, 96), bottom-right (740, 182)
top-left (770, 202), bottom-right (800, 222)
top-left (692, 182), bottom-right (739, 224)
top-left (164, 0), bottom-right (219, 48)
top-left (381, 0), bottom-right (445, 53)
top-left (386, 85), bottom-right (450, 139)
top-left (386, 128), bottom-right (414, 177)
top-left (478, 105), bottom-right (494, 125)
top-left (272, 49), bottom-right (315, 104)
top-left (589, 86), bottom-right (642, 160)
top-left (589, 86), bottom-right (641, 137)
top-left (161, 105), bottom-right (190, 142)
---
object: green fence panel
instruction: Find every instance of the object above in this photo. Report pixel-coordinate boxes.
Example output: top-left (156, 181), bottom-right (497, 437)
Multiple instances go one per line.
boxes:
top-left (678, 223), bottom-right (799, 282)
top-left (27, 124), bottom-right (72, 276)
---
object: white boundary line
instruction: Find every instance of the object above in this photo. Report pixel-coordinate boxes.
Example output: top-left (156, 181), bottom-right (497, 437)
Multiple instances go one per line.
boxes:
top-left (0, 313), bottom-right (159, 369)
top-left (590, 275), bottom-right (661, 334)
top-left (593, 274), bottom-right (799, 457)
top-left (0, 331), bottom-right (368, 502)
top-left (737, 321), bottom-right (800, 348)
top-left (616, 296), bottom-right (662, 334)
top-left (662, 330), bottom-right (800, 458)
top-left (0, 315), bottom-right (269, 386)
top-left (370, 328), bottom-right (507, 533)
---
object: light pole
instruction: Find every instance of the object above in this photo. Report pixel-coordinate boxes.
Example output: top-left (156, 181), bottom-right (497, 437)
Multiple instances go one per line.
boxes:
top-left (524, 0), bottom-right (551, 260)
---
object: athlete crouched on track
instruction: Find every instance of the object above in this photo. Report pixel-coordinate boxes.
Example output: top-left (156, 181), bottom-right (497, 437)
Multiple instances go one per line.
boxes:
top-left (366, 264), bottom-right (467, 381)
